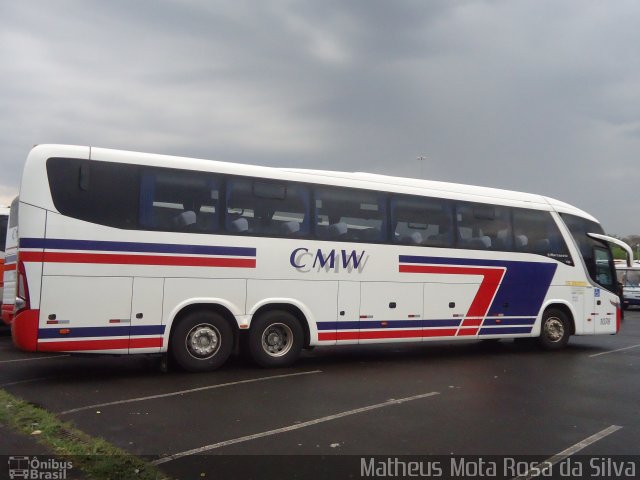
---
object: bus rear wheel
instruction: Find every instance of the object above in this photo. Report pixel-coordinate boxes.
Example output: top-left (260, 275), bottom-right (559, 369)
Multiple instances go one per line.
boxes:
top-left (171, 311), bottom-right (233, 372)
top-left (538, 308), bottom-right (570, 350)
top-left (249, 310), bottom-right (303, 368)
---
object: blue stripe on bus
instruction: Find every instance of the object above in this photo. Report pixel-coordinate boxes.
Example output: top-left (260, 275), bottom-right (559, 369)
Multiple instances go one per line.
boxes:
top-left (316, 319), bottom-right (463, 331)
top-left (316, 318), bottom-right (535, 331)
top-left (20, 238), bottom-right (256, 257)
top-left (423, 319), bottom-right (463, 327)
top-left (38, 325), bottom-right (166, 339)
top-left (479, 327), bottom-right (532, 335)
top-left (482, 318), bottom-right (536, 326)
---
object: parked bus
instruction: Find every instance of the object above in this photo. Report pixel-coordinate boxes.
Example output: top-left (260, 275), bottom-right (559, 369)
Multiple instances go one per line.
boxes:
top-left (8, 145), bottom-right (633, 371)
top-left (615, 263), bottom-right (640, 310)
top-left (0, 206), bottom-right (9, 324)
top-left (2, 199), bottom-right (18, 325)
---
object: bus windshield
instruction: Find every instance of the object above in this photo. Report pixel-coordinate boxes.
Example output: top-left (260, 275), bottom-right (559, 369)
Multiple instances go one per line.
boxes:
top-left (560, 213), bottom-right (616, 292)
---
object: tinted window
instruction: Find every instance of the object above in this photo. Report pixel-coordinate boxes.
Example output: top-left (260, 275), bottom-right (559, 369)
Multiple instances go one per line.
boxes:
top-left (618, 269), bottom-right (640, 286)
top-left (391, 195), bottom-right (453, 247)
top-left (47, 158), bottom-right (139, 229)
top-left (315, 187), bottom-right (387, 242)
top-left (561, 213), bottom-right (613, 289)
top-left (513, 209), bottom-right (573, 264)
top-left (140, 169), bottom-right (220, 233)
top-left (456, 203), bottom-right (512, 251)
top-left (226, 179), bottom-right (310, 237)
top-left (9, 197), bottom-right (18, 228)
top-left (594, 246), bottom-right (615, 292)
top-left (0, 214), bottom-right (7, 251)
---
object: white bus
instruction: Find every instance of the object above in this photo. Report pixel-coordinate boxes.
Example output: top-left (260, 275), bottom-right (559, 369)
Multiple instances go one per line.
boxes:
top-left (8, 145), bottom-right (632, 371)
top-left (615, 264), bottom-right (640, 310)
top-left (2, 199), bottom-right (18, 325)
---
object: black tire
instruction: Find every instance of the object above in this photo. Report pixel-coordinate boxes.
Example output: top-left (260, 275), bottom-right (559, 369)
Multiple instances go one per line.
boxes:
top-left (248, 310), bottom-right (304, 368)
top-left (170, 311), bottom-right (233, 372)
top-left (537, 308), bottom-right (571, 350)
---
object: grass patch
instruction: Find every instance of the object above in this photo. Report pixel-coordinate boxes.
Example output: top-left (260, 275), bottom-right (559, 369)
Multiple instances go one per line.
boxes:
top-left (0, 389), bottom-right (170, 479)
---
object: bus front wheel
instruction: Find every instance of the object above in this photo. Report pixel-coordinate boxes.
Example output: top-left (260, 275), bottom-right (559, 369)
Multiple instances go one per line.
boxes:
top-left (171, 311), bottom-right (233, 372)
top-left (249, 310), bottom-right (303, 368)
top-left (538, 308), bottom-right (570, 350)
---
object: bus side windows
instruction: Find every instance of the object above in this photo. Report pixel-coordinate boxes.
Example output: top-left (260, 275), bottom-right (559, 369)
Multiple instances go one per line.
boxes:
top-left (513, 209), bottom-right (573, 265)
top-left (47, 158), bottom-right (139, 229)
top-left (139, 169), bottom-right (220, 233)
top-left (390, 195), bottom-right (453, 248)
top-left (0, 213), bottom-right (7, 251)
top-left (225, 179), bottom-right (310, 237)
top-left (314, 188), bottom-right (387, 243)
top-left (456, 203), bottom-right (512, 251)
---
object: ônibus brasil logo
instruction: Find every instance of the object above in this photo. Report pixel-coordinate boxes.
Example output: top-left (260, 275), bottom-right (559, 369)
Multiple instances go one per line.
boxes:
top-left (8, 456), bottom-right (73, 479)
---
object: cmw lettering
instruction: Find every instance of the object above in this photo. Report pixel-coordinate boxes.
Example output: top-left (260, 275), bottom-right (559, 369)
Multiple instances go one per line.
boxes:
top-left (290, 248), bottom-right (368, 273)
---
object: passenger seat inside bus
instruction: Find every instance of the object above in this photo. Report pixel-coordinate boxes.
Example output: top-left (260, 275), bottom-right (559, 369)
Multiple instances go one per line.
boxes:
top-left (459, 236), bottom-right (492, 249)
top-left (398, 231), bottom-right (423, 245)
top-left (280, 221), bottom-right (301, 235)
top-left (327, 222), bottom-right (348, 238)
top-left (172, 211), bottom-right (197, 229)
top-left (360, 227), bottom-right (382, 242)
top-left (228, 217), bottom-right (249, 233)
top-left (427, 233), bottom-right (450, 247)
top-left (515, 235), bottom-right (528, 249)
top-left (533, 238), bottom-right (550, 253)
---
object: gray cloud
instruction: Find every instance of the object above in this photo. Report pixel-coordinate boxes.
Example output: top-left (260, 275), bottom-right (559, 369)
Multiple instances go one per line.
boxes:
top-left (1, 0), bottom-right (639, 234)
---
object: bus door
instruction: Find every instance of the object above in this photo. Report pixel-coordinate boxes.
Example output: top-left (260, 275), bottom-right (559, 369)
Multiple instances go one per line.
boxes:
top-left (359, 282), bottom-right (423, 343)
top-left (592, 245), bottom-right (617, 334)
top-left (423, 281), bottom-right (478, 338)
top-left (336, 281), bottom-right (360, 344)
top-left (130, 277), bottom-right (165, 353)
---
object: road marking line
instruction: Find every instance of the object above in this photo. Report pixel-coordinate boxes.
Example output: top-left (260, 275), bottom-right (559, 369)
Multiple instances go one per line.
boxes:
top-left (0, 354), bottom-right (70, 364)
top-left (589, 343), bottom-right (640, 357)
top-left (59, 370), bottom-right (322, 415)
top-left (152, 391), bottom-right (440, 466)
top-left (512, 425), bottom-right (622, 480)
top-left (0, 376), bottom-right (62, 388)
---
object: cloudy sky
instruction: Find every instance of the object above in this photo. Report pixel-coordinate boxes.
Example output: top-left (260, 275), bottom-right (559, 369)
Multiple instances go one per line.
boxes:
top-left (1, 0), bottom-right (639, 234)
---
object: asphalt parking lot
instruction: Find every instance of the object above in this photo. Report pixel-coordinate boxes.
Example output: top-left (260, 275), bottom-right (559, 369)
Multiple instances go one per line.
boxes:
top-left (1, 312), bottom-right (639, 479)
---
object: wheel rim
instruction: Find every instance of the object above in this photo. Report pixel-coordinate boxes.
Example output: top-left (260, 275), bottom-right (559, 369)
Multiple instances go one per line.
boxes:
top-left (261, 323), bottom-right (293, 357)
top-left (544, 317), bottom-right (565, 343)
top-left (186, 323), bottom-right (221, 359)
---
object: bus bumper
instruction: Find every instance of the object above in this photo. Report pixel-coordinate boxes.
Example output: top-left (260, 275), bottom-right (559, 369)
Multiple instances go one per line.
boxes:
top-left (11, 309), bottom-right (39, 351)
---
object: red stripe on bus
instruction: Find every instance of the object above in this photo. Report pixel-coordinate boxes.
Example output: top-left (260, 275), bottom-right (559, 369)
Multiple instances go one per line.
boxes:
top-left (20, 251), bottom-right (256, 268)
top-left (423, 328), bottom-right (458, 337)
top-left (38, 337), bottom-right (163, 352)
top-left (456, 328), bottom-right (479, 336)
top-left (130, 338), bottom-right (164, 349)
